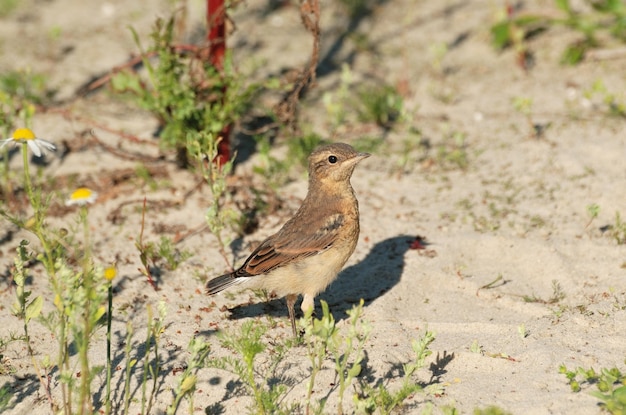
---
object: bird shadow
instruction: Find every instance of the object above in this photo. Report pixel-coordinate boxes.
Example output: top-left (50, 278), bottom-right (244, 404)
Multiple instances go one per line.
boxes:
top-left (324, 234), bottom-right (416, 321)
top-left (223, 234), bottom-right (416, 324)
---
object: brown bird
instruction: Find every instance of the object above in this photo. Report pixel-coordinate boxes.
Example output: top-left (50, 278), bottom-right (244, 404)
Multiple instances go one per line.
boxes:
top-left (206, 142), bottom-right (370, 336)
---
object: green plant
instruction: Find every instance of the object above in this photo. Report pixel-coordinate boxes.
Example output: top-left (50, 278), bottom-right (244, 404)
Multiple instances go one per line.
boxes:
top-left (167, 337), bottom-right (211, 415)
top-left (302, 300), bottom-right (371, 415)
top-left (583, 80), bottom-right (626, 118)
top-left (357, 84), bottom-right (403, 128)
top-left (436, 129), bottom-right (468, 170)
top-left (252, 136), bottom-right (291, 188)
top-left (353, 329), bottom-right (437, 415)
top-left (523, 280), bottom-right (566, 304)
top-left (135, 199), bottom-right (192, 288)
top-left (322, 63), bottom-right (354, 129)
top-left (208, 320), bottom-right (294, 415)
top-left (560, 363), bottom-right (626, 414)
top-left (193, 135), bottom-right (242, 268)
top-left (491, 0), bottom-right (626, 66)
top-left (111, 16), bottom-right (257, 168)
top-left (394, 127), bottom-right (428, 174)
top-left (610, 211), bottom-right (626, 244)
top-left (586, 203), bottom-right (600, 229)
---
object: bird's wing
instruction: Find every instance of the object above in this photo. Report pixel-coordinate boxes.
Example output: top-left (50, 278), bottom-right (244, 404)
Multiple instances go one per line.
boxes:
top-left (238, 213), bottom-right (345, 277)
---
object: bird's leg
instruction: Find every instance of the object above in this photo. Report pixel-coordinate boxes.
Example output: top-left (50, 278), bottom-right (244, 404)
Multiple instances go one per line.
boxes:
top-left (286, 294), bottom-right (298, 337)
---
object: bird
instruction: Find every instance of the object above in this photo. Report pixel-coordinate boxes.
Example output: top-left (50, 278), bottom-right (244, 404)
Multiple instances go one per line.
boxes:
top-left (206, 142), bottom-right (370, 336)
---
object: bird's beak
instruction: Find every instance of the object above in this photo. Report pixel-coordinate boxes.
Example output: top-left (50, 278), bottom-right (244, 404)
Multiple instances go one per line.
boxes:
top-left (344, 152), bottom-right (370, 169)
top-left (356, 152), bottom-right (371, 161)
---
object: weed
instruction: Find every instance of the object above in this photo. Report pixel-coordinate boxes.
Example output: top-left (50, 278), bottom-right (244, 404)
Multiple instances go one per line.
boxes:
top-left (0, 70), bottom-right (44, 201)
top-left (523, 280), bottom-right (566, 304)
top-left (252, 136), bottom-right (291, 188)
top-left (560, 363), bottom-right (626, 414)
top-left (353, 329), bottom-right (437, 414)
top-left (394, 127), bottom-right (428, 173)
top-left (512, 96), bottom-right (550, 138)
top-left (208, 320), bottom-right (294, 414)
top-left (1, 128), bottom-right (200, 414)
top-left (583, 80), bottom-right (626, 118)
top-left (470, 340), bottom-right (484, 355)
top-left (0, 69), bottom-right (49, 106)
top-left (205, 300), bottom-right (439, 414)
top-left (586, 203), bottom-right (600, 229)
top-left (517, 323), bottom-right (529, 339)
top-left (491, 0), bottom-right (626, 66)
top-left (135, 164), bottom-right (161, 191)
top-left (111, 16), bottom-right (258, 168)
top-left (322, 64), bottom-right (354, 129)
top-left (476, 274), bottom-right (505, 296)
top-left (324, 300), bottom-right (370, 414)
top-left (609, 211), bottom-right (626, 244)
top-left (193, 135), bottom-right (242, 268)
top-left (136, 197), bottom-right (158, 289)
top-left (436, 129), bottom-right (468, 170)
top-left (167, 337), bottom-right (211, 415)
top-left (135, 200), bottom-right (193, 286)
top-left (357, 84), bottom-right (403, 128)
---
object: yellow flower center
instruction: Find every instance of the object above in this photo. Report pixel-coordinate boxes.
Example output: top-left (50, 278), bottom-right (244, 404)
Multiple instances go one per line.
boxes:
top-left (70, 187), bottom-right (93, 201)
top-left (12, 128), bottom-right (36, 141)
top-left (104, 267), bottom-right (117, 281)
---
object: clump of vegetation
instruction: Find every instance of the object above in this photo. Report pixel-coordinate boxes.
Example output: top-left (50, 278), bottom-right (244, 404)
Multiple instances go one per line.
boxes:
top-left (560, 363), bottom-right (626, 415)
top-left (356, 84), bottom-right (404, 128)
top-left (491, 0), bottom-right (626, 66)
top-left (110, 16), bottom-right (259, 168)
top-left (205, 299), bottom-right (440, 414)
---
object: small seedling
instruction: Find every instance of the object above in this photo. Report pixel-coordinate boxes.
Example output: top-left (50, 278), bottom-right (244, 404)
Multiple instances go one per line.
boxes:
top-left (585, 203), bottom-right (600, 229)
top-left (517, 323), bottom-right (529, 339)
top-left (476, 274), bottom-right (505, 296)
top-left (560, 363), bottom-right (626, 415)
top-left (356, 83), bottom-right (403, 128)
top-left (523, 280), bottom-right (566, 304)
top-left (470, 340), bottom-right (484, 354)
top-left (610, 212), bottom-right (626, 244)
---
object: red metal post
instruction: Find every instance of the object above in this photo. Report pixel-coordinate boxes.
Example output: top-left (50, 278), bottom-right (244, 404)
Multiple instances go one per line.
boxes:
top-left (207, 0), bottom-right (231, 165)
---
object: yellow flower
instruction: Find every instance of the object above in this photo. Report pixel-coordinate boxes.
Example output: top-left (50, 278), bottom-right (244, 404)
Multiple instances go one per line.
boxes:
top-left (66, 187), bottom-right (98, 206)
top-left (1, 128), bottom-right (56, 157)
top-left (104, 266), bottom-right (117, 281)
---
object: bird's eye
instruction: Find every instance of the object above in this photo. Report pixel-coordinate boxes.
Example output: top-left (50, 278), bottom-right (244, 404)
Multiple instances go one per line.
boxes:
top-left (328, 155), bottom-right (338, 164)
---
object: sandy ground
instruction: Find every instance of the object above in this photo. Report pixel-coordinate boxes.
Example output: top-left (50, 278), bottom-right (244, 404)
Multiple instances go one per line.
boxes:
top-left (1, 0), bottom-right (625, 414)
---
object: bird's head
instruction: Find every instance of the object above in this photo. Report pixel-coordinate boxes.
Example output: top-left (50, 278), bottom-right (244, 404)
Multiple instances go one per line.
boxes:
top-left (308, 143), bottom-right (370, 185)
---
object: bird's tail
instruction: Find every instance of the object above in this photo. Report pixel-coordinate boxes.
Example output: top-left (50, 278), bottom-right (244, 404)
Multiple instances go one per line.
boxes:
top-left (206, 273), bottom-right (239, 295)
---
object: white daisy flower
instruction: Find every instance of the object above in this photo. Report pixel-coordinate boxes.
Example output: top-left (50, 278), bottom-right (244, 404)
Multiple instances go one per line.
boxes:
top-left (66, 188), bottom-right (98, 206)
top-left (0, 127), bottom-right (56, 157)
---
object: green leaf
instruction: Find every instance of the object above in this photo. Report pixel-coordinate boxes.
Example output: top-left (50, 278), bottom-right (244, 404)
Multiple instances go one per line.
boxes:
top-left (491, 21), bottom-right (512, 50)
top-left (348, 363), bottom-right (362, 378)
top-left (25, 295), bottom-right (43, 323)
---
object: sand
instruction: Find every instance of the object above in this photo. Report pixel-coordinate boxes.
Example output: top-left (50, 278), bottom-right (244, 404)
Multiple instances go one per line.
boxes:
top-left (0, 0), bottom-right (625, 414)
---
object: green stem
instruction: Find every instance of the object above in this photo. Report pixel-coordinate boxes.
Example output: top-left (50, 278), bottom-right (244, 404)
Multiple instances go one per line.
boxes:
top-left (105, 283), bottom-right (113, 415)
top-left (123, 321), bottom-right (134, 415)
top-left (78, 206), bottom-right (92, 415)
top-left (21, 142), bottom-right (69, 413)
top-left (141, 305), bottom-right (153, 414)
